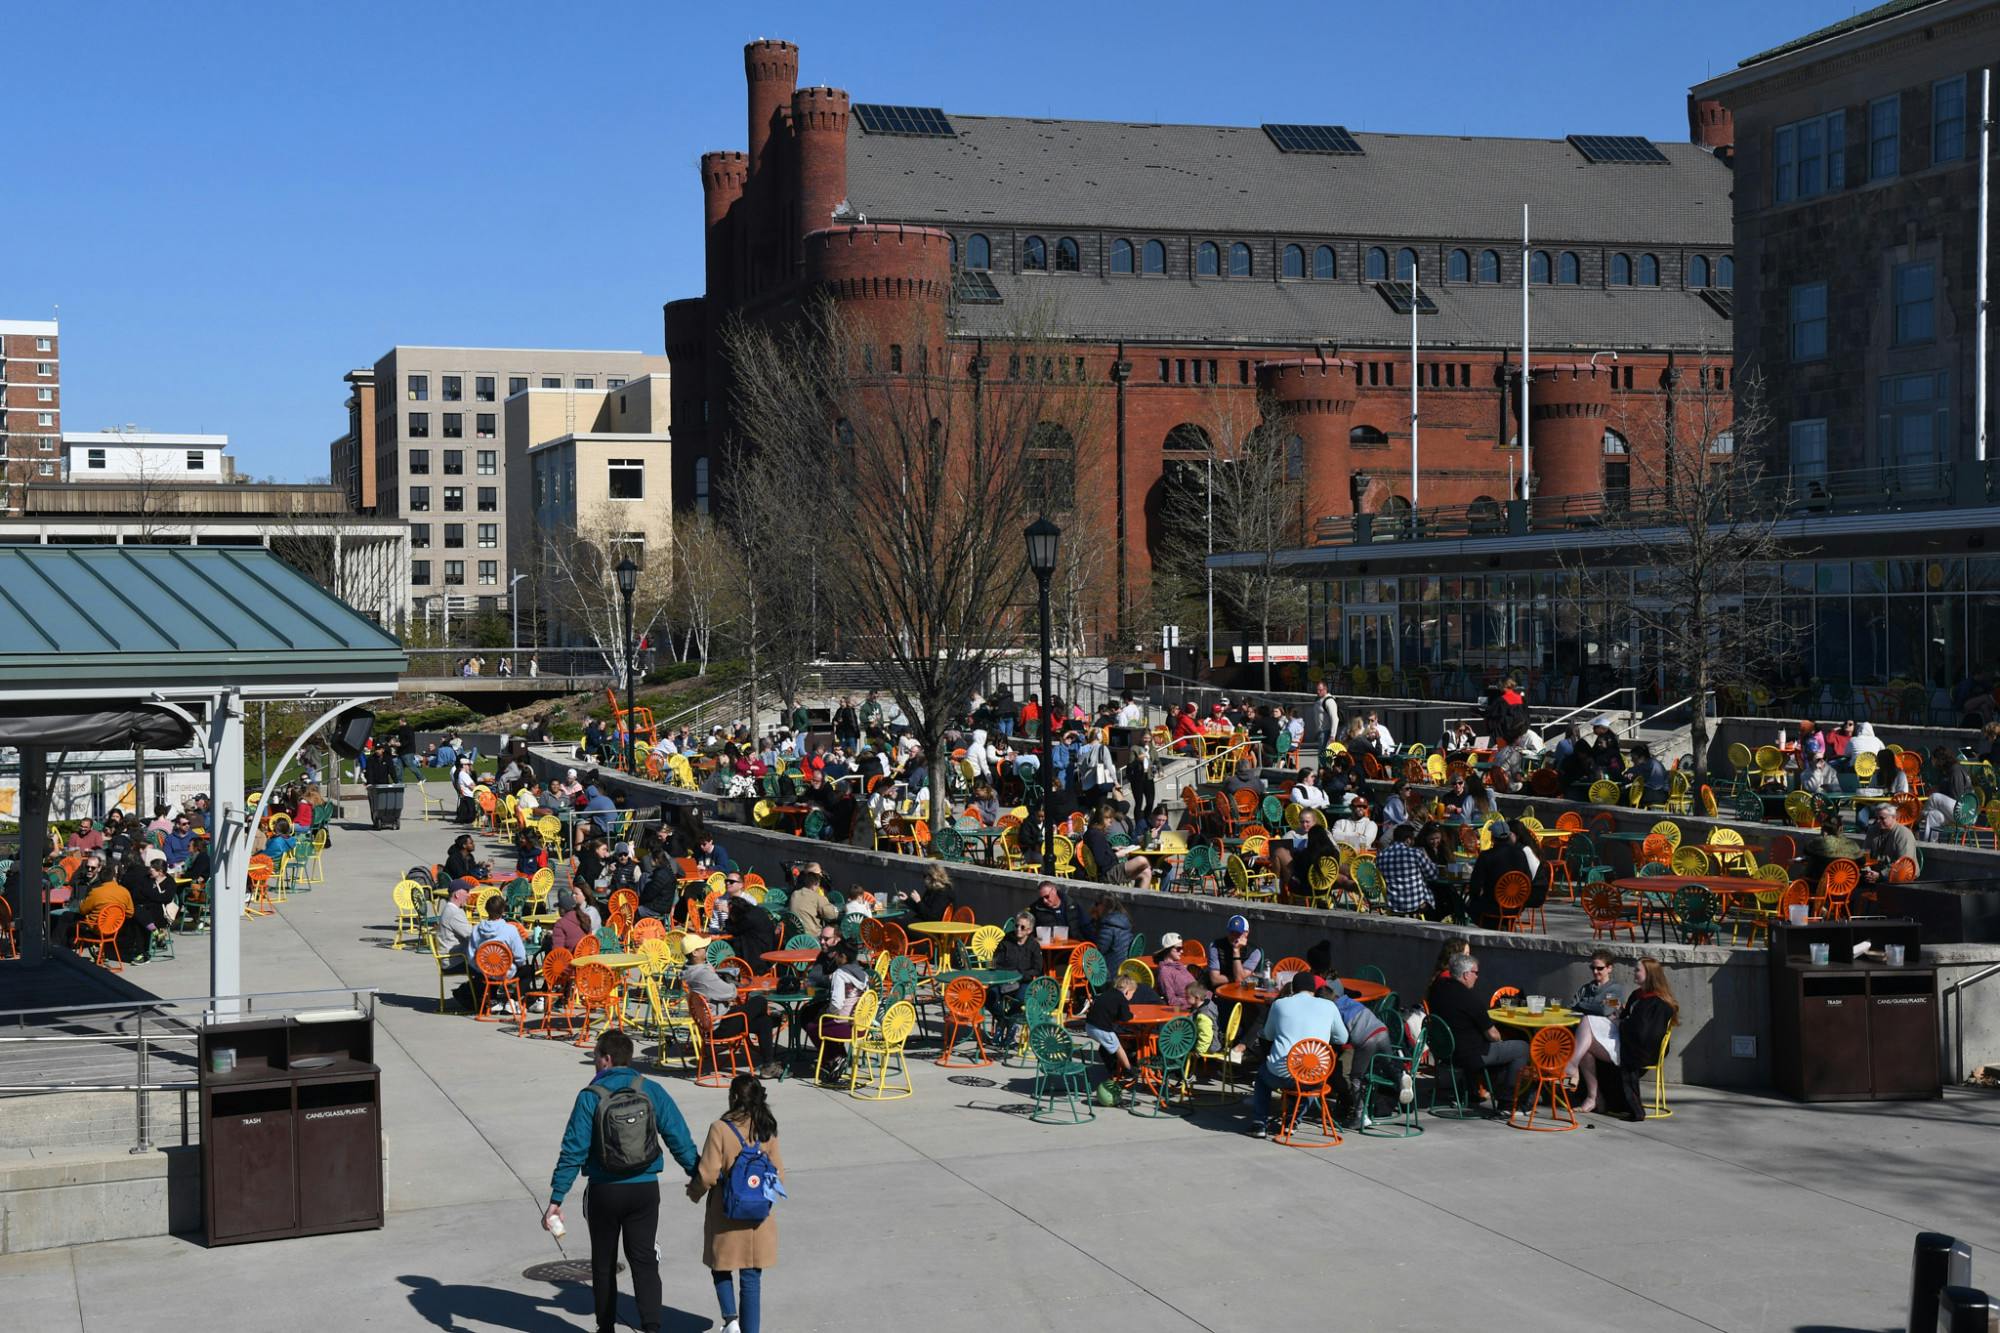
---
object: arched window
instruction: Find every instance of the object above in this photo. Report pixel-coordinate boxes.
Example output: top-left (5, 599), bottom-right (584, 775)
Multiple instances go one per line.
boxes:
top-left (1603, 429), bottom-right (1631, 504)
top-left (948, 235), bottom-right (958, 268)
top-left (1163, 423), bottom-right (1213, 453)
top-left (1479, 249), bottom-right (1501, 283)
top-left (1054, 237), bottom-right (1080, 272)
top-left (1558, 251), bottom-right (1580, 285)
top-left (1530, 250), bottom-right (1552, 284)
top-left (1196, 242), bottom-right (1220, 276)
top-left (1022, 236), bottom-right (1047, 271)
top-left (692, 456), bottom-right (710, 514)
top-left (1637, 253), bottom-right (1659, 286)
top-left (1602, 428), bottom-right (1629, 454)
top-left (1396, 247), bottom-right (1417, 281)
top-left (1448, 249), bottom-right (1471, 282)
top-left (1609, 253), bottom-right (1632, 286)
top-left (1717, 254), bottom-right (1734, 287)
top-left (1688, 255), bottom-right (1711, 289)
top-left (1111, 238), bottom-right (1134, 274)
top-left (1313, 245), bottom-right (1336, 280)
top-left (1467, 494), bottom-right (1501, 531)
top-left (967, 234), bottom-right (990, 270)
top-left (1350, 424), bottom-right (1389, 446)
top-left (1282, 244), bottom-right (1305, 278)
top-left (1229, 242), bottom-right (1252, 277)
top-left (1365, 247), bottom-right (1388, 280)
top-left (1143, 239), bottom-right (1166, 274)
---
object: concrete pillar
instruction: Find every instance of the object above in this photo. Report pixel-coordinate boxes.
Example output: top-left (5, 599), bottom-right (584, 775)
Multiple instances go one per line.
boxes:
top-left (207, 689), bottom-right (245, 1013)
top-left (16, 747), bottom-right (48, 965)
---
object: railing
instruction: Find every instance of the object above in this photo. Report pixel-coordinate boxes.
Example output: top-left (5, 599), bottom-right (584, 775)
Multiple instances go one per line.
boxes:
top-left (1541, 686), bottom-right (1638, 737)
top-left (1942, 962), bottom-right (2000, 1085)
top-left (401, 647), bottom-right (614, 680)
top-left (0, 987), bottom-right (376, 1154)
top-left (1308, 460), bottom-right (1974, 549)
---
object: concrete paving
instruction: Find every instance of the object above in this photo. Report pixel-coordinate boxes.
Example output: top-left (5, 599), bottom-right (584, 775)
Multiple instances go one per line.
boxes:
top-left (6, 815), bottom-right (1998, 1332)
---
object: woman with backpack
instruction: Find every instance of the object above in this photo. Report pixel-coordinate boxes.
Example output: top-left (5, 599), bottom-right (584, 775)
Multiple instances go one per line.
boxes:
top-left (687, 1074), bottom-right (785, 1333)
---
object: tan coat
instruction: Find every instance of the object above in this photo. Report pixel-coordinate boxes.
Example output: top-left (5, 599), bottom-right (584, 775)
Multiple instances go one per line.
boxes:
top-left (686, 1115), bottom-right (783, 1271)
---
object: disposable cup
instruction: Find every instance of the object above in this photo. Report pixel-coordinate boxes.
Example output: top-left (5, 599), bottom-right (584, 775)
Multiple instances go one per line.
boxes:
top-left (1526, 995), bottom-right (1546, 1014)
top-left (1788, 904), bottom-right (1808, 925)
top-left (1808, 943), bottom-right (1830, 965)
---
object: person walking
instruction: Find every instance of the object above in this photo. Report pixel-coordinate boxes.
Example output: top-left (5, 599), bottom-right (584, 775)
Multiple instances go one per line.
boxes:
top-left (544, 1029), bottom-right (700, 1333)
top-left (687, 1074), bottom-right (785, 1333)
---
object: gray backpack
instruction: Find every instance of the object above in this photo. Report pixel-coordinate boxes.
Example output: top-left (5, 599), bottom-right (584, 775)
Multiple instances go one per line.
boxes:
top-left (586, 1082), bottom-right (659, 1176)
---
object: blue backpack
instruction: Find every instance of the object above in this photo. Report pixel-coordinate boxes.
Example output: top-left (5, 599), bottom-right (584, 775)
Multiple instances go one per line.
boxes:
top-left (720, 1120), bottom-right (786, 1222)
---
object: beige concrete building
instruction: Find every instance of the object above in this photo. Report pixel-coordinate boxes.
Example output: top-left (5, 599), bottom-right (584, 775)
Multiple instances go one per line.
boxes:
top-left (511, 374), bottom-right (672, 648)
top-left (328, 344), bottom-right (667, 626)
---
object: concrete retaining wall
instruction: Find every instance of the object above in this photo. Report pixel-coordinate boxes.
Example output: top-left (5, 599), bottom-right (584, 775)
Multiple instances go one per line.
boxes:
top-left (0, 1145), bottom-right (200, 1254)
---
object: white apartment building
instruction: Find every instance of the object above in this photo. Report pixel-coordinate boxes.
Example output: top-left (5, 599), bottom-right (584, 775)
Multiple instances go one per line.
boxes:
top-left (63, 430), bottom-right (232, 483)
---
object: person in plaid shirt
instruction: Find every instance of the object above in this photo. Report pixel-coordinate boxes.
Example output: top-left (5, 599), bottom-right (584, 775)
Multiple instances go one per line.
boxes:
top-left (1378, 824), bottom-right (1447, 920)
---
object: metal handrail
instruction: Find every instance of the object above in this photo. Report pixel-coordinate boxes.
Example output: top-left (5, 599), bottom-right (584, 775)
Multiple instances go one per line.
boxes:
top-left (1943, 962), bottom-right (2000, 1084)
top-left (1544, 686), bottom-right (1638, 734)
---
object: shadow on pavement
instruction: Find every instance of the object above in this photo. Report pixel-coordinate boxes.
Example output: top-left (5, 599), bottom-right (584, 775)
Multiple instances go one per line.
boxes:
top-left (398, 1272), bottom-right (709, 1333)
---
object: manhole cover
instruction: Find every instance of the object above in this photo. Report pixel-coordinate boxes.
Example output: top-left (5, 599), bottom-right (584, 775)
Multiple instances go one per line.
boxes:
top-left (524, 1259), bottom-right (619, 1283)
top-left (947, 1075), bottom-right (998, 1088)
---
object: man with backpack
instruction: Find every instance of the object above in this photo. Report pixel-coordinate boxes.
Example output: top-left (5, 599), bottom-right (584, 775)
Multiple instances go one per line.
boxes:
top-left (545, 1029), bottom-right (701, 1333)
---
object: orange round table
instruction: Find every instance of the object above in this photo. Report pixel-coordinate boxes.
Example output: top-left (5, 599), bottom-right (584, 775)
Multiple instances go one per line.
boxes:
top-left (1217, 977), bottom-right (1389, 1004)
top-left (1038, 937), bottom-right (1089, 976)
top-left (760, 949), bottom-right (822, 966)
top-left (1124, 1003), bottom-right (1181, 1025)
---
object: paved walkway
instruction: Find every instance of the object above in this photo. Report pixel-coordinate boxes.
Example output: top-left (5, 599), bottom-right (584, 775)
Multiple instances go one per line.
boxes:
top-left (7, 816), bottom-right (1998, 1332)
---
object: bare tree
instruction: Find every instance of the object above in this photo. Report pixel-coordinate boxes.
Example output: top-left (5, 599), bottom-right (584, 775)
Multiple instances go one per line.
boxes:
top-left (717, 434), bottom-right (818, 732)
top-left (1561, 362), bottom-right (1778, 785)
top-left (1155, 389), bottom-right (1307, 690)
top-left (532, 502), bottom-right (673, 679)
top-left (668, 510), bottom-right (742, 674)
top-left (725, 293), bottom-right (1095, 828)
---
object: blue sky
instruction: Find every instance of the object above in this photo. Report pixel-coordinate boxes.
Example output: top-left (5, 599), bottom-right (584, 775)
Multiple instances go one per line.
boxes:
top-left (11, 0), bottom-right (1845, 479)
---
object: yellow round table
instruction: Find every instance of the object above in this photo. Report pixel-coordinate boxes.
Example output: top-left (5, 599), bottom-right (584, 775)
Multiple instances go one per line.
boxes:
top-left (1488, 1004), bottom-right (1581, 1030)
top-left (907, 919), bottom-right (982, 966)
top-left (582, 952), bottom-right (644, 971)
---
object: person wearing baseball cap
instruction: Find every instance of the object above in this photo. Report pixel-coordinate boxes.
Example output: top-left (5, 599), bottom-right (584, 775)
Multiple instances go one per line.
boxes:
top-left (1154, 932), bottom-right (1196, 1008)
top-left (1205, 914), bottom-right (1264, 990)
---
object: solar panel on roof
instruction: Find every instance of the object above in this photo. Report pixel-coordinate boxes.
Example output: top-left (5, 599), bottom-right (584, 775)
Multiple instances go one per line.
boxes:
top-left (1568, 134), bottom-right (1669, 165)
top-left (1699, 288), bottom-right (1734, 320)
top-left (952, 270), bottom-right (1002, 305)
top-left (1375, 281), bottom-right (1437, 315)
top-left (1262, 124), bottom-right (1364, 156)
top-left (854, 104), bottom-right (955, 137)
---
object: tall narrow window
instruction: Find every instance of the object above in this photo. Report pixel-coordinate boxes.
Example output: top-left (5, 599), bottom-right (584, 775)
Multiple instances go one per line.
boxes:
top-left (1557, 251), bottom-right (1580, 285)
top-left (1365, 247), bottom-right (1388, 280)
top-left (1869, 94), bottom-right (1900, 179)
top-left (1790, 282), bottom-right (1829, 361)
top-left (1637, 254), bottom-right (1660, 286)
top-left (1688, 256), bottom-right (1710, 289)
top-left (1396, 247), bottom-right (1417, 281)
top-left (1022, 236), bottom-right (1047, 270)
top-left (1718, 255), bottom-right (1735, 287)
top-left (1788, 419), bottom-right (1829, 483)
top-left (1228, 242), bottom-right (1252, 277)
top-left (1111, 239), bottom-right (1134, 273)
top-left (693, 457), bottom-right (710, 514)
top-left (1530, 250), bottom-right (1551, 284)
top-left (1313, 245), bottom-right (1336, 280)
top-left (1610, 253), bottom-right (1633, 285)
top-left (1143, 239), bottom-right (1166, 274)
top-left (1197, 242), bottom-right (1220, 276)
top-left (1282, 244), bottom-right (1305, 278)
top-left (967, 234), bottom-right (991, 270)
top-left (1478, 249), bottom-right (1500, 283)
top-left (1447, 249), bottom-right (1470, 282)
top-left (1054, 237), bottom-right (1080, 271)
top-left (1893, 262), bottom-right (1934, 345)
top-left (1933, 76), bottom-right (1967, 162)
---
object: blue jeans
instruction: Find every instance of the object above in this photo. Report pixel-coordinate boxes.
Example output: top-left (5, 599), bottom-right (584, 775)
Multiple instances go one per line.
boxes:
top-left (1251, 1065), bottom-right (1297, 1123)
top-left (713, 1267), bottom-right (761, 1333)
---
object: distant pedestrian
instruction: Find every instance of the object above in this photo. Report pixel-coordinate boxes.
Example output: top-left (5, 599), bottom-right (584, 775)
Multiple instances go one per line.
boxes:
top-left (687, 1073), bottom-right (785, 1333)
top-left (545, 1029), bottom-right (700, 1333)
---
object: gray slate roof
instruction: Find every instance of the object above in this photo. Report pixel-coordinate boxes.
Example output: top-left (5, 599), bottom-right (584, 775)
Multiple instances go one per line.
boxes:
top-left (954, 272), bottom-right (1731, 352)
top-left (846, 115), bottom-right (1732, 247)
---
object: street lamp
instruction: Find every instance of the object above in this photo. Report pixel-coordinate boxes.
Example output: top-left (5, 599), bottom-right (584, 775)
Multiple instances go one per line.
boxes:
top-left (615, 557), bottom-right (638, 773)
top-left (1024, 516), bottom-right (1061, 875)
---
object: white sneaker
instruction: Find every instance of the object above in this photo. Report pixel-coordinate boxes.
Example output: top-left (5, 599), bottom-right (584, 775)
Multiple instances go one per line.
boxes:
top-left (722, 1320), bottom-right (740, 1333)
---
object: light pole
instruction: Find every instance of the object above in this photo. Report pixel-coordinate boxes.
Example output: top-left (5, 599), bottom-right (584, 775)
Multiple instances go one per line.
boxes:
top-left (615, 557), bottom-right (638, 773)
top-left (1025, 516), bottom-right (1061, 875)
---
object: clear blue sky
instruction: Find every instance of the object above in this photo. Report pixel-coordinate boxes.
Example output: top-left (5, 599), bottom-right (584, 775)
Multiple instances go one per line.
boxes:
top-left (10, 0), bottom-right (1845, 480)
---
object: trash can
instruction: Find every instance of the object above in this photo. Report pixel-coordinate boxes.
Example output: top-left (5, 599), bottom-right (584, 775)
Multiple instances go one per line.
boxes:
top-left (1768, 919), bottom-right (1937, 1101)
top-left (366, 783), bottom-right (405, 830)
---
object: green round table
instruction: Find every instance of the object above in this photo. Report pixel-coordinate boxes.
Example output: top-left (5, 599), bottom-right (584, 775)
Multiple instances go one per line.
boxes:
top-left (936, 968), bottom-right (1021, 987)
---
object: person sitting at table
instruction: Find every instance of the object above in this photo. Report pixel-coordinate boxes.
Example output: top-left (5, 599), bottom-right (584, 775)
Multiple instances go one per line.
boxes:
top-left (465, 896), bottom-right (529, 1014)
top-left (1282, 813), bottom-right (1338, 900)
top-left (1325, 983), bottom-right (1392, 1124)
top-left (605, 842), bottom-right (642, 895)
top-left (788, 868), bottom-right (841, 932)
top-left (1184, 982), bottom-right (1222, 1056)
top-left (1861, 802), bottom-right (1919, 891)
top-left (1083, 894), bottom-right (1136, 971)
top-left (513, 827), bottom-right (548, 880)
top-left (1222, 759), bottom-right (1265, 801)
top-left (723, 887), bottom-right (780, 964)
top-left (694, 832), bottom-right (737, 875)
top-left (1799, 748), bottom-right (1838, 796)
top-left (636, 857), bottom-right (679, 924)
top-left (66, 817), bottom-right (105, 853)
top-left (1628, 744), bottom-right (1671, 806)
top-left (808, 939), bottom-right (872, 1083)
top-left (1328, 797), bottom-right (1377, 853)
top-left (1380, 823), bottom-right (1449, 921)
top-left (60, 872), bottom-right (136, 951)
top-left (1205, 914), bottom-right (1264, 990)
top-left (1029, 880), bottom-right (1085, 937)
top-left (967, 779), bottom-right (1002, 827)
top-left (1289, 769), bottom-right (1330, 811)
top-left (985, 912), bottom-right (1044, 1038)
top-left (1081, 973), bottom-right (1139, 1081)
top-left (1570, 949), bottom-right (1627, 1017)
top-left (1801, 811), bottom-right (1863, 884)
top-left (1246, 971), bottom-right (1346, 1137)
top-left (1463, 820), bottom-right (1535, 925)
top-left (1564, 955), bottom-right (1678, 1119)
top-left (1151, 932), bottom-right (1195, 1008)
top-left (1920, 754), bottom-right (1978, 841)
top-left (546, 892), bottom-right (595, 960)
top-left (684, 960), bottom-right (780, 1077)
top-left (444, 833), bottom-right (489, 884)
top-left (1588, 717), bottom-right (1626, 779)
top-left (894, 863), bottom-right (956, 924)
top-left (1427, 952), bottom-right (1528, 1116)
top-left (1080, 806), bottom-right (1153, 891)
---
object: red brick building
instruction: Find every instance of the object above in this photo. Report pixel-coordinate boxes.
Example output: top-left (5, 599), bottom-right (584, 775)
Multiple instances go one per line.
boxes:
top-left (667, 40), bottom-right (1739, 640)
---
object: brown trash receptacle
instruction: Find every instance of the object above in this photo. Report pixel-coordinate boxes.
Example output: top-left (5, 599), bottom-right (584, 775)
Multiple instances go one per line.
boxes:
top-left (1769, 919), bottom-right (1938, 1102)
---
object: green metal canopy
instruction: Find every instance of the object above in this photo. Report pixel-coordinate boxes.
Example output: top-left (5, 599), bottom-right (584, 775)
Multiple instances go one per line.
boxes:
top-left (0, 545), bottom-right (406, 693)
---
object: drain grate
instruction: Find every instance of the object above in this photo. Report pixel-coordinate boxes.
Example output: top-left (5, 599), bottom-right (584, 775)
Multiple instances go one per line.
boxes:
top-left (523, 1259), bottom-right (619, 1283)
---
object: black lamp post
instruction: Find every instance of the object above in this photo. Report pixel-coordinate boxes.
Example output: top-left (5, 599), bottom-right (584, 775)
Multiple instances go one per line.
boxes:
top-left (1024, 516), bottom-right (1061, 875)
top-left (615, 557), bottom-right (638, 773)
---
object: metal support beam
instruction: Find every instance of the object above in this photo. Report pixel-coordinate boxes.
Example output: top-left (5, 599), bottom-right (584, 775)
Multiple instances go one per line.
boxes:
top-left (207, 690), bottom-right (246, 1014)
top-left (16, 747), bottom-right (48, 965)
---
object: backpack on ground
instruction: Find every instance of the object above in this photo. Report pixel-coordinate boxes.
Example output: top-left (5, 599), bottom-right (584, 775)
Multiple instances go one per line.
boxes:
top-left (586, 1082), bottom-right (660, 1177)
top-left (721, 1120), bottom-right (785, 1222)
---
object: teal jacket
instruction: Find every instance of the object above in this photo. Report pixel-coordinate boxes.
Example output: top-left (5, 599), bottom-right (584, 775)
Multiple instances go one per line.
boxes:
top-left (548, 1066), bottom-right (699, 1204)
